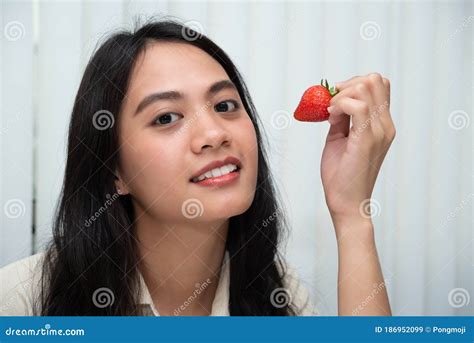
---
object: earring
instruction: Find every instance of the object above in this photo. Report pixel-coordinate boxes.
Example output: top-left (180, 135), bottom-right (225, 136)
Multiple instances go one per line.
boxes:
top-left (117, 188), bottom-right (122, 195)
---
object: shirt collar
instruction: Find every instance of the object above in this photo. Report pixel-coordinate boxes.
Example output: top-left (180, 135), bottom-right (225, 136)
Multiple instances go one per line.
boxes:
top-left (137, 250), bottom-right (230, 316)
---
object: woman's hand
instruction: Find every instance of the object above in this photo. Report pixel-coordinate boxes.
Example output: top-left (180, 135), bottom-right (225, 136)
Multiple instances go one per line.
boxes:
top-left (321, 73), bottom-right (395, 228)
top-left (320, 73), bottom-right (394, 315)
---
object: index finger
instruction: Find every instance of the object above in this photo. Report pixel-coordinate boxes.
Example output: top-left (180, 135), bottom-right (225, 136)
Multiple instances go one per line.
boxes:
top-left (336, 73), bottom-right (387, 93)
top-left (335, 75), bottom-right (363, 91)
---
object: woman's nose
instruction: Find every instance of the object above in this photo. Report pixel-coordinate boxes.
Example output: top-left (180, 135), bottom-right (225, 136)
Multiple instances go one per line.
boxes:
top-left (190, 109), bottom-right (232, 153)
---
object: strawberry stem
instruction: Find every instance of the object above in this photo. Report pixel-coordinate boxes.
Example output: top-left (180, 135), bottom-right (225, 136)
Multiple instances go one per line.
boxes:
top-left (320, 78), bottom-right (339, 96)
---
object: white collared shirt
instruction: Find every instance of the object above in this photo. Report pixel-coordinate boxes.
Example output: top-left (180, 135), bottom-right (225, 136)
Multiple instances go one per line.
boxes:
top-left (1, 251), bottom-right (319, 316)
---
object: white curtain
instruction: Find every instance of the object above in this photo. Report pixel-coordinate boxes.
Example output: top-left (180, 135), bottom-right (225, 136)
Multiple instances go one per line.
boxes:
top-left (1, 0), bottom-right (472, 316)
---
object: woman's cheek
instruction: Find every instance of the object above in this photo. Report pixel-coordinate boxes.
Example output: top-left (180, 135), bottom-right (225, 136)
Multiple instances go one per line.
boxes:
top-left (244, 117), bottom-right (258, 169)
top-left (240, 117), bottom-right (259, 203)
top-left (123, 140), bottom-right (174, 198)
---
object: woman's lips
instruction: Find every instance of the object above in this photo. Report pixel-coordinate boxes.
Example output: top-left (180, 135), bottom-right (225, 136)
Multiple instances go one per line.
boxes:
top-left (189, 156), bottom-right (242, 181)
top-left (191, 168), bottom-right (241, 187)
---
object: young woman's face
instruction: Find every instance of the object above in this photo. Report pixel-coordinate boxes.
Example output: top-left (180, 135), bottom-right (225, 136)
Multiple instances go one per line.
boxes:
top-left (115, 41), bottom-right (258, 224)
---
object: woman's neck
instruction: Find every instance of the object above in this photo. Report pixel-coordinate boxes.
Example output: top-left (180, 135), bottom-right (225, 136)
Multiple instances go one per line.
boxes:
top-left (135, 213), bottom-right (229, 316)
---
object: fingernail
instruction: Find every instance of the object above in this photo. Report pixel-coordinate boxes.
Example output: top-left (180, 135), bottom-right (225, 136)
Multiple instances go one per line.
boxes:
top-left (327, 106), bottom-right (334, 114)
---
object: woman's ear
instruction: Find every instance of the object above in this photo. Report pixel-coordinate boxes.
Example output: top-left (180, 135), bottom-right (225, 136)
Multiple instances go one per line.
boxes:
top-left (114, 170), bottom-right (130, 196)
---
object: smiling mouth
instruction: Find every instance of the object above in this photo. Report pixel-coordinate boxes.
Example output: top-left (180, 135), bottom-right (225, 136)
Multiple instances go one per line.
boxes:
top-left (190, 165), bottom-right (242, 183)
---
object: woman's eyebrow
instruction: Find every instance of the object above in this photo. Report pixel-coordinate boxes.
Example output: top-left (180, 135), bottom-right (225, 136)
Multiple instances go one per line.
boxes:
top-left (207, 79), bottom-right (237, 96)
top-left (134, 79), bottom-right (237, 116)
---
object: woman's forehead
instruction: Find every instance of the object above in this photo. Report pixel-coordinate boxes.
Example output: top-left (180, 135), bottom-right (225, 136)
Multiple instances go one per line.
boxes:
top-left (129, 41), bottom-right (228, 90)
top-left (122, 41), bottom-right (231, 115)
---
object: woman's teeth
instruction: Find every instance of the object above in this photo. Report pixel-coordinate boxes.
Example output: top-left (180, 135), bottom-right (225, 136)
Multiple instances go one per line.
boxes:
top-left (192, 164), bottom-right (239, 183)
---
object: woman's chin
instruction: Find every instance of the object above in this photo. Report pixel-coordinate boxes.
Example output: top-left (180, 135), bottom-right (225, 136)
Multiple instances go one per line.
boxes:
top-left (200, 200), bottom-right (252, 222)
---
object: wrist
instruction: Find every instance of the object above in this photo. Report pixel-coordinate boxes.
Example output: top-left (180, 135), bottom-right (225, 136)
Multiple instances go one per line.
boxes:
top-left (330, 213), bottom-right (375, 245)
top-left (330, 211), bottom-right (373, 228)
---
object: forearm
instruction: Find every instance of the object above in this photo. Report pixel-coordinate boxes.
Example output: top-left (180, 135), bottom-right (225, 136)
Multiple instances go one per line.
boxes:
top-left (332, 216), bottom-right (392, 316)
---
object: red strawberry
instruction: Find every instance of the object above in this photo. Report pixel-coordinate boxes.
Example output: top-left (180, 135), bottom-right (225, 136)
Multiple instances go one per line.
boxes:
top-left (294, 79), bottom-right (339, 122)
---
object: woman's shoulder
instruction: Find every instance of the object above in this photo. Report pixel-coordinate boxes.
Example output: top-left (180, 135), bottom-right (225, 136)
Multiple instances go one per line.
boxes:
top-left (276, 257), bottom-right (320, 316)
top-left (0, 251), bottom-right (45, 316)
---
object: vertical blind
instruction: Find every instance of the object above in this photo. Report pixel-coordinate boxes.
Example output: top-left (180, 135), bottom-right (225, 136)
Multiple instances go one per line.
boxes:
top-left (1, 0), bottom-right (472, 316)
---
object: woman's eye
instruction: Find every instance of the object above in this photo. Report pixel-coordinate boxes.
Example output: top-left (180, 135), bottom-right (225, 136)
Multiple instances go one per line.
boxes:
top-left (214, 100), bottom-right (239, 112)
top-left (152, 112), bottom-right (182, 126)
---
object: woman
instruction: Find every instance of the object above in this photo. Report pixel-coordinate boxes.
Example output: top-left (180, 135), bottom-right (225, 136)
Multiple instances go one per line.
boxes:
top-left (0, 19), bottom-right (394, 316)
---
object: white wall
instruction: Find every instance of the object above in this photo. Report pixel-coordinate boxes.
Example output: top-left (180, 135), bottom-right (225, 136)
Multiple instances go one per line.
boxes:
top-left (1, 1), bottom-right (34, 268)
top-left (1, 0), bottom-right (472, 316)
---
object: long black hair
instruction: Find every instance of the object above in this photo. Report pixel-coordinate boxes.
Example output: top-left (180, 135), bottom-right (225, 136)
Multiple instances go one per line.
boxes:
top-left (36, 18), bottom-right (295, 316)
